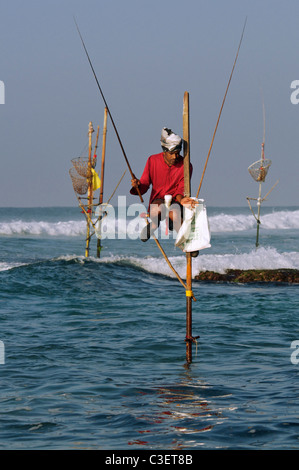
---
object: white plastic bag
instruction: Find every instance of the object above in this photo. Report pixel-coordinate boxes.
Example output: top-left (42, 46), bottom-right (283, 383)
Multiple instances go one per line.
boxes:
top-left (175, 198), bottom-right (211, 252)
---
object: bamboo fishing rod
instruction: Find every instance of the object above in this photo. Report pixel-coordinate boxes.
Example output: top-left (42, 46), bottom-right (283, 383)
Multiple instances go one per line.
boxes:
top-left (196, 18), bottom-right (247, 198)
top-left (74, 19), bottom-right (190, 290)
top-left (74, 18), bottom-right (144, 203)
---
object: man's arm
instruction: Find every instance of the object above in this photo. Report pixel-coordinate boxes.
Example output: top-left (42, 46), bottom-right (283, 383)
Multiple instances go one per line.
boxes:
top-left (130, 158), bottom-right (151, 196)
top-left (173, 163), bottom-right (194, 205)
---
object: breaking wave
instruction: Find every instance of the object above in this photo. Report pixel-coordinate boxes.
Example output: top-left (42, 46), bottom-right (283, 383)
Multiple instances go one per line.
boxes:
top-left (2, 247), bottom-right (298, 277)
top-left (91, 247), bottom-right (299, 277)
top-left (0, 209), bottom-right (298, 238)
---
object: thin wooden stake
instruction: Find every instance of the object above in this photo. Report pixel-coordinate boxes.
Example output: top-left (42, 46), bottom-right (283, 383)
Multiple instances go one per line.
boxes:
top-left (152, 233), bottom-right (196, 300)
top-left (262, 180), bottom-right (279, 202)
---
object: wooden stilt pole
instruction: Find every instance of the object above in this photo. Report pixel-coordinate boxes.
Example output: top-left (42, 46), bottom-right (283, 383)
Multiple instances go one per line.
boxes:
top-left (256, 181), bottom-right (262, 248)
top-left (183, 91), bottom-right (193, 364)
top-left (97, 107), bottom-right (108, 257)
top-left (85, 121), bottom-right (94, 257)
top-left (100, 107), bottom-right (108, 205)
top-left (94, 125), bottom-right (100, 167)
top-left (256, 141), bottom-right (265, 248)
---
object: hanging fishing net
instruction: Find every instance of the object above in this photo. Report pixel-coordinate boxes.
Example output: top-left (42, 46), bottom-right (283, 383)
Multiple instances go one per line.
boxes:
top-left (248, 158), bottom-right (272, 182)
top-left (69, 167), bottom-right (88, 195)
top-left (71, 157), bottom-right (90, 177)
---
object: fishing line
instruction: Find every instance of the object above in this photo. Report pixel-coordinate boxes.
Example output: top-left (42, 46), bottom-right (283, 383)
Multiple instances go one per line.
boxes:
top-left (196, 17), bottom-right (247, 198)
top-left (74, 17), bottom-right (144, 203)
top-left (73, 18), bottom-right (193, 290)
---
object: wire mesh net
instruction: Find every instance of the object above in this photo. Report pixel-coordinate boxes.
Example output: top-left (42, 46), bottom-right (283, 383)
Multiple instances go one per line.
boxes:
top-left (71, 157), bottom-right (89, 177)
top-left (248, 158), bottom-right (272, 182)
top-left (69, 167), bottom-right (88, 195)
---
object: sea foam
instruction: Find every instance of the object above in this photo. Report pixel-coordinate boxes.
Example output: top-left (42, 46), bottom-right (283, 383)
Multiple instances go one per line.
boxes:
top-left (64, 247), bottom-right (299, 278)
top-left (1, 209), bottom-right (299, 237)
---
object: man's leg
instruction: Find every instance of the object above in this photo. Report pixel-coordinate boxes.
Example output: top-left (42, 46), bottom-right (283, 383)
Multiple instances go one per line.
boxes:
top-left (140, 199), bottom-right (164, 242)
top-left (168, 202), bottom-right (183, 233)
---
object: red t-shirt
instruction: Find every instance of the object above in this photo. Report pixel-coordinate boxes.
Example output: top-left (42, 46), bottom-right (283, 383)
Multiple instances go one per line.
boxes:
top-left (130, 152), bottom-right (192, 207)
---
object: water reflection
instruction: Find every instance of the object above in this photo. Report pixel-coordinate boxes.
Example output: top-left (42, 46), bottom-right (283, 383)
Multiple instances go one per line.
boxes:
top-left (128, 373), bottom-right (230, 449)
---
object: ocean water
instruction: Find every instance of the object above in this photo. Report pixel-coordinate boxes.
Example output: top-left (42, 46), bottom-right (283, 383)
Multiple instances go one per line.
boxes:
top-left (0, 204), bottom-right (298, 450)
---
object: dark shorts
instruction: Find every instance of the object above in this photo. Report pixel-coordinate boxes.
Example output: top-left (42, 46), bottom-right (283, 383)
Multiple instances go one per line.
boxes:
top-left (150, 198), bottom-right (183, 231)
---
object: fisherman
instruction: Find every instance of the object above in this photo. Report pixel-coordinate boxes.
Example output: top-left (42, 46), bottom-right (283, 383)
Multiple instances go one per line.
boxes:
top-left (130, 127), bottom-right (198, 252)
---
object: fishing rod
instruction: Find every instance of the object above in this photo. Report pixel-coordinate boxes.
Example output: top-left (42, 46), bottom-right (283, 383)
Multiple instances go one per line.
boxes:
top-left (74, 19), bottom-right (190, 291)
top-left (196, 17), bottom-right (247, 198)
top-left (74, 18), bottom-right (144, 203)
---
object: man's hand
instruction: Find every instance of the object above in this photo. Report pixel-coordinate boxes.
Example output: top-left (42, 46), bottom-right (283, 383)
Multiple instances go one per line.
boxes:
top-left (179, 197), bottom-right (198, 209)
top-left (131, 177), bottom-right (140, 189)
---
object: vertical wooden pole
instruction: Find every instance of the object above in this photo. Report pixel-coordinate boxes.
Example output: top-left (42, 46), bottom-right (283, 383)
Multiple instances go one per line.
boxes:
top-left (256, 182), bottom-right (262, 248)
top-left (94, 125), bottom-right (100, 167)
top-left (100, 107), bottom-right (108, 205)
top-left (256, 142), bottom-right (264, 249)
top-left (183, 91), bottom-right (193, 364)
top-left (97, 107), bottom-right (108, 258)
top-left (85, 121), bottom-right (94, 257)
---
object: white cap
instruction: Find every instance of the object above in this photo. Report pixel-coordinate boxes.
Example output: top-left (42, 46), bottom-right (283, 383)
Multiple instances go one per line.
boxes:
top-left (160, 127), bottom-right (182, 152)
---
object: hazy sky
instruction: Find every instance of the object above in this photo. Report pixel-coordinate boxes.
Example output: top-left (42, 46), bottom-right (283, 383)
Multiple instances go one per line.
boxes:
top-left (1, 0), bottom-right (298, 207)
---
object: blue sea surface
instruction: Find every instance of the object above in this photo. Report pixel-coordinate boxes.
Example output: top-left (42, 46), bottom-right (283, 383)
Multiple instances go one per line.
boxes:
top-left (0, 205), bottom-right (298, 450)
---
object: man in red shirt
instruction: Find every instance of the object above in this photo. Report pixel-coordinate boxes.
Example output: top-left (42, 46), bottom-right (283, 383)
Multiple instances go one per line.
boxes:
top-left (130, 127), bottom-right (197, 243)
